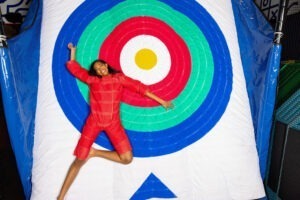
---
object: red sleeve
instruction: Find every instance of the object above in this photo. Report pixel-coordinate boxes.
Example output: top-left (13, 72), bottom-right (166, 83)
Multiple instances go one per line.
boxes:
top-left (118, 73), bottom-right (149, 95)
top-left (66, 60), bottom-right (91, 84)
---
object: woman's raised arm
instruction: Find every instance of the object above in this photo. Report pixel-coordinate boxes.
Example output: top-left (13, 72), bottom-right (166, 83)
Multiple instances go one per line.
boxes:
top-left (68, 43), bottom-right (76, 61)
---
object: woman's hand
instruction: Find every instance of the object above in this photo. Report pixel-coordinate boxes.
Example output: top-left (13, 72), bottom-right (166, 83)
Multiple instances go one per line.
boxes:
top-left (68, 43), bottom-right (76, 49)
top-left (162, 101), bottom-right (174, 110)
top-left (145, 91), bottom-right (174, 111)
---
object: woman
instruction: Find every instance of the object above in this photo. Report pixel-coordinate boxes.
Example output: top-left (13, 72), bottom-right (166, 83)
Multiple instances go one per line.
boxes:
top-left (57, 43), bottom-right (173, 199)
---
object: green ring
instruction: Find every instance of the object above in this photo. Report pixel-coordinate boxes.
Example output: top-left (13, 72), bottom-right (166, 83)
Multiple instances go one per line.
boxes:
top-left (76, 0), bottom-right (214, 131)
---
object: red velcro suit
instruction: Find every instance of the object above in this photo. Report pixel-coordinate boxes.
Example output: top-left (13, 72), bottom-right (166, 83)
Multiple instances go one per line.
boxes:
top-left (66, 61), bottom-right (149, 160)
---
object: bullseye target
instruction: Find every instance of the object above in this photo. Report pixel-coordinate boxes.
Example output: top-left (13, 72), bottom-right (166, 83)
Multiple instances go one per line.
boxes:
top-left (120, 35), bottom-right (171, 85)
top-left (52, 0), bottom-right (232, 157)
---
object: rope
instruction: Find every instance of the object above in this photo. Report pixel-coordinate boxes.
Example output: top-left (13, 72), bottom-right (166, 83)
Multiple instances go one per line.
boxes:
top-left (276, 125), bottom-right (289, 199)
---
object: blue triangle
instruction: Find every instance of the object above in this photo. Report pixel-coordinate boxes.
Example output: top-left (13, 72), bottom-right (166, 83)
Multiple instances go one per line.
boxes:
top-left (130, 173), bottom-right (177, 200)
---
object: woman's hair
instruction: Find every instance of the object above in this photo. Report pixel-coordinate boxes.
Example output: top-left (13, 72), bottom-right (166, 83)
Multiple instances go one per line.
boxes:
top-left (88, 59), bottom-right (119, 77)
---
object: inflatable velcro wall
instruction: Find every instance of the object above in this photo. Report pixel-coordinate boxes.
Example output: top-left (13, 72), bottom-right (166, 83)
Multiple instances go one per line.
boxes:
top-left (1, 0), bottom-right (277, 199)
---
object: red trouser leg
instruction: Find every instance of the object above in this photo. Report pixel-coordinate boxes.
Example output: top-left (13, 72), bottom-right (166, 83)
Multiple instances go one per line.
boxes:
top-left (105, 121), bottom-right (132, 154)
top-left (74, 116), bottom-right (102, 160)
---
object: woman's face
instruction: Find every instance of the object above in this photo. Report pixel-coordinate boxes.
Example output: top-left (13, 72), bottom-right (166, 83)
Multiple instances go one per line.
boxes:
top-left (93, 62), bottom-right (109, 76)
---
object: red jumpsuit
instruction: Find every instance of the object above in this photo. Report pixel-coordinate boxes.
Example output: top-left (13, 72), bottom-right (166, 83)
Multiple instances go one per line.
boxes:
top-left (66, 61), bottom-right (149, 160)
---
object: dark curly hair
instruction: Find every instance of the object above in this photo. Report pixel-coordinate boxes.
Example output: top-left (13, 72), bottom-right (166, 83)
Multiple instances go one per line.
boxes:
top-left (88, 59), bottom-right (119, 77)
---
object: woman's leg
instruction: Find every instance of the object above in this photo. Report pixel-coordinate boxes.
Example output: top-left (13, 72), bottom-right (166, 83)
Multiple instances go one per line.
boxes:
top-left (95, 123), bottom-right (133, 164)
top-left (57, 117), bottom-right (100, 199)
top-left (57, 158), bottom-right (87, 200)
top-left (89, 148), bottom-right (133, 164)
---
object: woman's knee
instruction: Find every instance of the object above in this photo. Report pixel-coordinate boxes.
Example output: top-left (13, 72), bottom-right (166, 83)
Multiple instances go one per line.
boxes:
top-left (120, 151), bottom-right (133, 164)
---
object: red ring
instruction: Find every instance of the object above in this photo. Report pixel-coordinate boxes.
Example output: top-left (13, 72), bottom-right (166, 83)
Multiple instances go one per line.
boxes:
top-left (100, 16), bottom-right (191, 107)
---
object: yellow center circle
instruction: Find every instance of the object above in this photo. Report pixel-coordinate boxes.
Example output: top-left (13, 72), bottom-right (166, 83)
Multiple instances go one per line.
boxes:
top-left (135, 48), bottom-right (157, 70)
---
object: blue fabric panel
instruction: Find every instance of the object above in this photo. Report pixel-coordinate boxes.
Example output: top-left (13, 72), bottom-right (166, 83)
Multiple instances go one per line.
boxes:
top-left (256, 44), bottom-right (281, 179)
top-left (232, 0), bottom-right (280, 179)
top-left (0, 0), bottom-right (42, 198)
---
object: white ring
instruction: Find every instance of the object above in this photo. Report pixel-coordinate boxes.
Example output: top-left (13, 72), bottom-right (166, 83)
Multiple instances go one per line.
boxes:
top-left (120, 35), bottom-right (171, 85)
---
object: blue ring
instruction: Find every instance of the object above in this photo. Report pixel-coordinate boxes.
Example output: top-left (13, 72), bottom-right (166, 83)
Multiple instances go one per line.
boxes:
top-left (52, 0), bottom-right (232, 157)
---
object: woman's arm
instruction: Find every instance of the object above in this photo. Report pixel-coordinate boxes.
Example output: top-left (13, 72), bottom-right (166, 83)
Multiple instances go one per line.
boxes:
top-left (119, 74), bottom-right (174, 110)
top-left (68, 43), bottom-right (76, 61)
top-left (66, 43), bottom-right (91, 83)
top-left (145, 91), bottom-right (174, 110)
